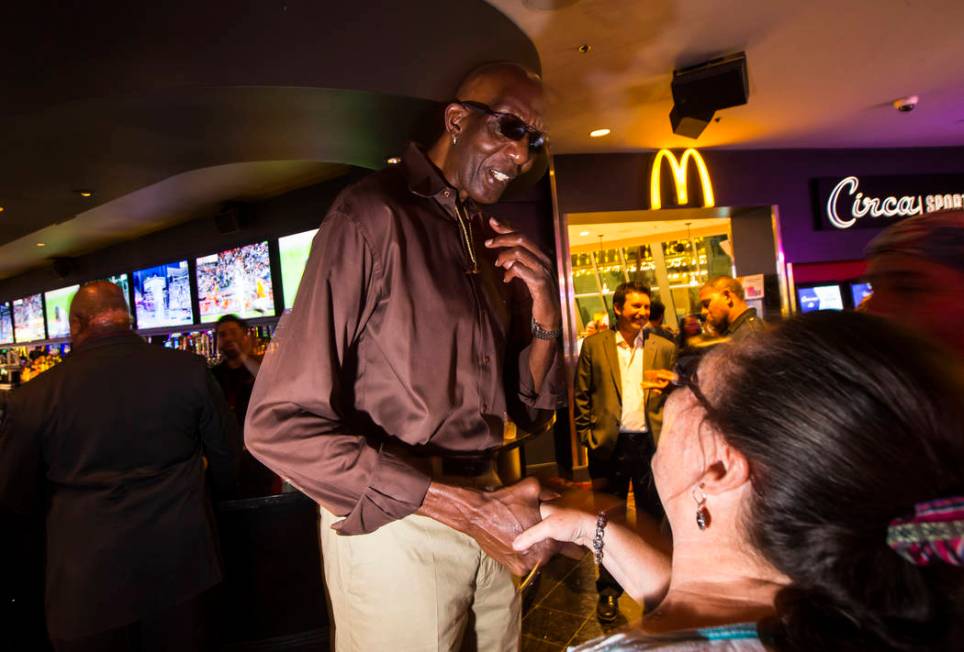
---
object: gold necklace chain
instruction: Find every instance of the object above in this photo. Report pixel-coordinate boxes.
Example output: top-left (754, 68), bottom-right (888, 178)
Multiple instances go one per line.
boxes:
top-left (454, 200), bottom-right (479, 274)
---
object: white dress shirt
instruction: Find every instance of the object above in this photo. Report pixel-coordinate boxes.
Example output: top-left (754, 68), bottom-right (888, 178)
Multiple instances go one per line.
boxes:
top-left (615, 330), bottom-right (647, 433)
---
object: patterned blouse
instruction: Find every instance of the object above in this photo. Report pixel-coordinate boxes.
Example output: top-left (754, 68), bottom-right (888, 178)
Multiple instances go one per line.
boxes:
top-left (569, 623), bottom-right (766, 651)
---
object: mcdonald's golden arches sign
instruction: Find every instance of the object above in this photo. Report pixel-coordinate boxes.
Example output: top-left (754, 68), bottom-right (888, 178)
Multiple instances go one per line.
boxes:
top-left (649, 148), bottom-right (716, 210)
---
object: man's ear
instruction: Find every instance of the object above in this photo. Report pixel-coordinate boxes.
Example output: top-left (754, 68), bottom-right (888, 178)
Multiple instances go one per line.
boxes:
top-left (699, 432), bottom-right (750, 496)
top-left (444, 103), bottom-right (470, 138)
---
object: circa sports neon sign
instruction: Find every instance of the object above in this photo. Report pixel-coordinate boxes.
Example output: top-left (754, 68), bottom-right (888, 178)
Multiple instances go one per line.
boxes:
top-left (825, 175), bottom-right (964, 229)
top-left (650, 148), bottom-right (716, 210)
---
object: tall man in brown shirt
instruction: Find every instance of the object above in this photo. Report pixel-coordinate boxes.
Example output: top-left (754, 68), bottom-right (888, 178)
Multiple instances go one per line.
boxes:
top-left (246, 63), bottom-right (563, 651)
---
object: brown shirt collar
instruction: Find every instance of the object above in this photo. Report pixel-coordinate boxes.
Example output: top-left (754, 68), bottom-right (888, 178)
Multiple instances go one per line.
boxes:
top-left (402, 143), bottom-right (481, 218)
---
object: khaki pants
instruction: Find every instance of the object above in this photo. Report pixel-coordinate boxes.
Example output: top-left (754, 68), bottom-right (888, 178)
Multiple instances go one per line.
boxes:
top-left (320, 506), bottom-right (520, 652)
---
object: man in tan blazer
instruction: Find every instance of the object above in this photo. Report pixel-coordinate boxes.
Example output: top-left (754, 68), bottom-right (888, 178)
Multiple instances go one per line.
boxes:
top-left (574, 281), bottom-right (676, 622)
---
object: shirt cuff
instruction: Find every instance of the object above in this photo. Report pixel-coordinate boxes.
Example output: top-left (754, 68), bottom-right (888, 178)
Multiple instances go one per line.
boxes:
top-left (330, 445), bottom-right (432, 535)
top-left (517, 345), bottom-right (566, 411)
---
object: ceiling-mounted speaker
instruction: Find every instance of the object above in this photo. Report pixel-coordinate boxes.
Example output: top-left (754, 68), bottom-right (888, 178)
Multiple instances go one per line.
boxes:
top-left (51, 257), bottom-right (77, 279)
top-left (670, 52), bottom-right (749, 139)
top-left (669, 105), bottom-right (716, 140)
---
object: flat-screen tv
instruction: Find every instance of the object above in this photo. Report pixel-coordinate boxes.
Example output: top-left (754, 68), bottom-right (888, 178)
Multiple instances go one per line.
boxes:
top-left (196, 241), bottom-right (275, 323)
top-left (13, 294), bottom-right (46, 343)
top-left (278, 228), bottom-right (318, 309)
top-left (132, 261), bottom-right (194, 328)
top-left (44, 284), bottom-right (80, 339)
top-left (850, 282), bottom-right (872, 308)
top-left (0, 302), bottom-right (13, 345)
top-left (797, 284), bottom-right (844, 313)
top-left (107, 273), bottom-right (132, 308)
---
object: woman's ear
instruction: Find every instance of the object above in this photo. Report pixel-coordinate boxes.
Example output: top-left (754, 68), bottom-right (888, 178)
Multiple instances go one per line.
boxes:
top-left (699, 432), bottom-right (750, 496)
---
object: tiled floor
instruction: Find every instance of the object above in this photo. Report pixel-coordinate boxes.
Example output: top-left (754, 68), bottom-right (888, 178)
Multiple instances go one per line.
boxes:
top-left (519, 552), bottom-right (642, 651)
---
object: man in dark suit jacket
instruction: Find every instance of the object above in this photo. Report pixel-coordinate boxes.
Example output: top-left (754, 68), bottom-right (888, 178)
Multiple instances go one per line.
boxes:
top-left (0, 281), bottom-right (239, 651)
top-left (574, 282), bottom-right (675, 622)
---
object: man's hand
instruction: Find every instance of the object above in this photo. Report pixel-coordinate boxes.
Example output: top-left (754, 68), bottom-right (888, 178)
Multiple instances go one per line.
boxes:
top-left (478, 478), bottom-right (561, 574)
top-left (484, 217), bottom-right (560, 330)
top-left (418, 477), bottom-right (560, 575)
top-left (642, 369), bottom-right (676, 390)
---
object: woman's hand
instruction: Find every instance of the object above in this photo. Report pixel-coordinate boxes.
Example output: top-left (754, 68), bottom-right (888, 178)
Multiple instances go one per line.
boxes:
top-left (511, 502), bottom-right (597, 553)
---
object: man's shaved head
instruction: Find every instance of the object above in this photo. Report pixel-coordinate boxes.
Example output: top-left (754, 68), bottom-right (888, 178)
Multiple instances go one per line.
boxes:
top-left (703, 275), bottom-right (746, 301)
top-left (69, 281), bottom-right (131, 344)
top-left (455, 62), bottom-right (543, 106)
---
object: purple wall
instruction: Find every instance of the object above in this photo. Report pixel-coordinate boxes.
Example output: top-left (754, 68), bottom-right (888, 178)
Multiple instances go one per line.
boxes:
top-left (554, 146), bottom-right (964, 264)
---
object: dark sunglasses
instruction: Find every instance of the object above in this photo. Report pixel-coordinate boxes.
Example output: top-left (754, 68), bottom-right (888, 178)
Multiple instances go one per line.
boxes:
top-left (456, 100), bottom-right (547, 152)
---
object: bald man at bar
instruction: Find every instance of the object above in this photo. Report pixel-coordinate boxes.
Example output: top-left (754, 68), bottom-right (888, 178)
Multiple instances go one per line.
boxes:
top-left (0, 281), bottom-right (239, 651)
top-left (246, 63), bottom-right (563, 651)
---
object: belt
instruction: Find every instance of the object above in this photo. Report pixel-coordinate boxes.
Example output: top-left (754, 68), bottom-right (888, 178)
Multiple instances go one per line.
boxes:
top-left (619, 430), bottom-right (649, 437)
top-left (381, 439), bottom-right (500, 485)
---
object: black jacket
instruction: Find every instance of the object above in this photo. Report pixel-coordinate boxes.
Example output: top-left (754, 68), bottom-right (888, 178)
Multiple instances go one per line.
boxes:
top-left (0, 331), bottom-right (239, 639)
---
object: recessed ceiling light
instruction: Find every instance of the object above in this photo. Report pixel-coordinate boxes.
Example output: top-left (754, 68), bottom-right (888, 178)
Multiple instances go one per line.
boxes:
top-left (893, 95), bottom-right (919, 113)
top-left (589, 128), bottom-right (611, 138)
top-left (0, 206), bottom-right (4, 213)
top-left (75, 189), bottom-right (94, 198)
top-left (35, 242), bottom-right (46, 247)
top-left (385, 157), bottom-right (401, 165)
top-left (579, 230), bottom-right (591, 237)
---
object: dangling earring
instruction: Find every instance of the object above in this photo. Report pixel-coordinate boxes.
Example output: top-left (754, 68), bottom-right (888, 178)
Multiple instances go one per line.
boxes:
top-left (452, 133), bottom-right (459, 146)
top-left (692, 484), bottom-right (710, 531)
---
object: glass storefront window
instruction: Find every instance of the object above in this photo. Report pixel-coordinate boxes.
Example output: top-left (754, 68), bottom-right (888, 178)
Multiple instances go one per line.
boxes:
top-left (574, 295), bottom-right (608, 334)
top-left (567, 220), bottom-right (733, 334)
top-left (703, 234), bottom-right (734, 278)
top-left (572, 269), bottom-right (599, 295)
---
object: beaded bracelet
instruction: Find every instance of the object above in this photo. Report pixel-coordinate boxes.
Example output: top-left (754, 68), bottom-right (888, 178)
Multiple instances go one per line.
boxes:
top-left (592, 511), bottom-right (608, 565)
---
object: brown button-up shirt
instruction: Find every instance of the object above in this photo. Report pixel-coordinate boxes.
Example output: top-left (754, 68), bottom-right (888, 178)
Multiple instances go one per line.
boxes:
top-left (246, 143), bottom-right (562, 534)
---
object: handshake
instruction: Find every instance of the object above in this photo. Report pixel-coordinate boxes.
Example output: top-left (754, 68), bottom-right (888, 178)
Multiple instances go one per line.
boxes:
top-left (420, 476), bottom-right (564, 576)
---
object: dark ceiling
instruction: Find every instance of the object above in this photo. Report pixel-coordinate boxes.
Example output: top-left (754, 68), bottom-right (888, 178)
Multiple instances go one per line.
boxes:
top-left (0, 0), bottom-right (541, 280)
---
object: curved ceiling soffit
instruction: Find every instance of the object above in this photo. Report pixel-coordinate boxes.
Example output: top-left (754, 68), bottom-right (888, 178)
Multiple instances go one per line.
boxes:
top-left (1, 88), bottom-right (442, 234)
top-left (0, 0), bottom-right (544, 270)
top-left (0, 160), bottom-right (351, 285)
top-left (1, 0), bottom-right (542, 115)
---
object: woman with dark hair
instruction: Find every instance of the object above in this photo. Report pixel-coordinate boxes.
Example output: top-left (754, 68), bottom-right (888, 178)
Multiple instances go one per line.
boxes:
top-left (515, 311), bottom-right (964, 650)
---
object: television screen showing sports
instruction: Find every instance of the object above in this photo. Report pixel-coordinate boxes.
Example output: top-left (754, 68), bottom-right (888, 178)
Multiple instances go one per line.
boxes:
top-left (132, 261), bottom-right (194, 328)
top-left (278, 228), bottom-right (318, 309)
top-left (107, 273), bottom-right (132, 307)
top-left (13, 294), bottom-right (46, 342)
top-left (850, 282), bottom-right (872, 308)
top-left (196, 241), bottom-right (275, 323)
top-left (44, 285), bottom-right (80, 339)
top-left (0, 302), bottom-right (13, 344)
top-left (796, 285), bottom-right (844, 313)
